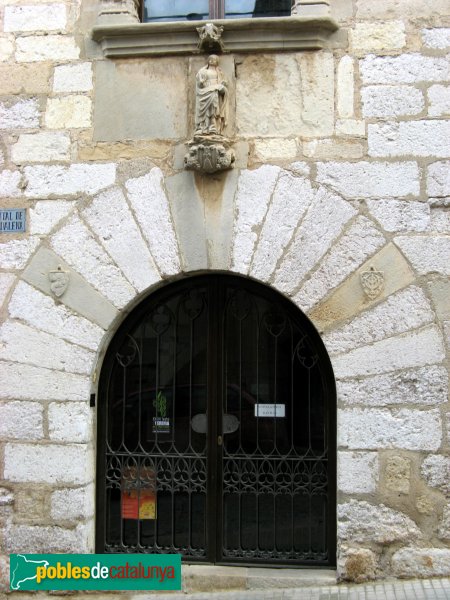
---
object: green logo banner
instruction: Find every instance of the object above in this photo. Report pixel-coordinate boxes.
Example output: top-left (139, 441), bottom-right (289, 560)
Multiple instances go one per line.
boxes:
top-left (10, 554), bottom-right (181, 591)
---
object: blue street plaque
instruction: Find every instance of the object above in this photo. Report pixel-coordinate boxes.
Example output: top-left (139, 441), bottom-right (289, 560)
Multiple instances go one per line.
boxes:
top-left (0, 209), bottom-right (26, 233)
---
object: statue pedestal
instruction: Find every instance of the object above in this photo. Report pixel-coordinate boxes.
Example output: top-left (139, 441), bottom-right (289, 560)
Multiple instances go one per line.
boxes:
top-left (184, 135), bottom-right (235, 174)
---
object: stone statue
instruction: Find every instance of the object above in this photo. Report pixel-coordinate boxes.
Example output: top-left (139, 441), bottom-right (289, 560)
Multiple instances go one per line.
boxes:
top-left (185, 54), bottom-right (234, 174)
top-left (195, 55), bottom-right (228, 136)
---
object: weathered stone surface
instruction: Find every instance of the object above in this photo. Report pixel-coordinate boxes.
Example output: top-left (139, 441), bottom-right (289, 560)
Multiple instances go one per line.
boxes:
top-left (385, 455), bottom-right (411, 494)
top-left (298, 52), bottom-right (334, 137)
top-left (231, 165), bottom-right (280, 274)
top-left (21, 249), bottom-right (117, 332)
top-left (53, 62), bottom-right (93, 93)
top-left (48, 402), bottom-right (93, 443)
top-left (162, 173), bottom-right (206, 270)
top-left (428, 85), bottom-right (450, 117)
top-left (15, 35), bottom-right (79, 62)
top-left (5, 523), bottom-right (87, 554)
top-left (323, 286), bottom-right (434, 355)
top-left (427, 161), bottom-right (450, 196)
top-left (333, 326), bottom-right (445, 378)
top-left (254, 138), bottom-right (297, 161)
top-left (8, 281), bottom-right (105, 350)
top-left (0, 63), bottom-right (51, 94)
top-left (335, 119), bottom-right (366, 137)
top-left (0, 321), bottom-right (94, 374)
top-left (0, 169), bottom-right (22, 197)
top-left (421, 454), bottom-right (450, 494)
top-left (0, 98), bottom-right (40, 129)
top-left (422, 28), bottom-right (450, 49)
top-left (416, 494), bottom-right (435, 515)
top-left (29, 200), bottom-right (74, 235)
top-left (0, 362), bottom-right (90, 401)
top-left (236, 53), bottom-right (334, 137)
top-left (338, 451), bottom-right (378, 494)
top-left (360, 54), bottom-right (450, 85)
top-left (4, 4), bottom-right (66, 32)
top-left (0, 238), bottom-right (40, 269)
top-left (83, 187), bottom-right (160, 291)
top-left (77, 139), bottom-right (171, 161)
top-left (337, 365), bottom-right (448, 407)
top-left (303, 139), bottom-right (363, 159)
top-left (362, 86), bottom-right (424, 118)
top-left (250, 173), bottom-right (314, 281)
top-left (11, 131), bottom-right (70, 163)
top-left (295, 217), bottom-right (385, 311)
top-left (439, 504), bottom-right (450, 541)
top-left (316, 161), bottom-right (419, 198)
top-left (274, 188), bottom-right (356, 294)
top-left (337, 56), bottom-right (354, 119)
top-left (392, 548), bottom-right (450, 577)
top-left (369, 121), bottom-right (450, 158)
top-left (339, 547), bottom-right (378, 583)
top-left (430, 209), bottom-right (450, 233)
top-left (51, 215), bottom-right (136, 308)
top-left (339, 408), bottom-right (441, 451)
top-left (0, 401), bottom-right (43, 440)
top-left (394, 235), bottom-right (450, 275)
top-left (0, 273), bottom-right (15, 307)
top-left (125, 169), bottom-right (181, 276)
top-left (24, 163), bottom-right (116, 197)
top-left (45, 96), bottom-right (92, 129)
top-left (201, 169), bottom-right (239, 271)
top-left (367, 199), bottom-right (429, 232)
top-left (338, 500), bottom-right (421, 543)
top-left (0, 554), bottom-right (9, 593)
top-left (51, 484), bottom-right (94, 521)
top-left (94, 58), bottom-right (188, 141)
top-left (0, 36), bottom-right (14, 62)
top-left (350, 22), bottom-right (406, 53)
top-left (4, 443), bottom-right (93, 484)
top-left (357, 0), bottom-right (450, 18)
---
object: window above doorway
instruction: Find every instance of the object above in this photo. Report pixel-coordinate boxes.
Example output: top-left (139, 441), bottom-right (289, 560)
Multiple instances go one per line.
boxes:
top-left (92, 0), bottom-right (338, 58)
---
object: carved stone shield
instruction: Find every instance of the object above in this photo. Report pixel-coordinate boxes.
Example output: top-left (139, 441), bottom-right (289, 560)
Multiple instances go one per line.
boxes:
top-left (49, 268), bottom-right (69, 298)
top-left (360, 267), bottom-right (384, 300)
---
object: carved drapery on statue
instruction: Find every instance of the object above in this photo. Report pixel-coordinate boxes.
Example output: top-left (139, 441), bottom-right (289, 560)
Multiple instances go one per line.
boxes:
top-left (195, 55), bottom-right (228, 136)
top-left (185, 52), bottom-right (234, 174)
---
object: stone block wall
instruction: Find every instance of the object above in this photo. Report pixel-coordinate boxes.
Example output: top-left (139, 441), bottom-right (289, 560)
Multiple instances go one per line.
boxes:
top-left (0, 0), bottom-right (449, 590)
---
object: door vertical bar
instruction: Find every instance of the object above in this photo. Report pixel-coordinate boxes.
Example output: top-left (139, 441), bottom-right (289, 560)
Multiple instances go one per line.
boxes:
top-left (206, 277), bottom-right (220, 562)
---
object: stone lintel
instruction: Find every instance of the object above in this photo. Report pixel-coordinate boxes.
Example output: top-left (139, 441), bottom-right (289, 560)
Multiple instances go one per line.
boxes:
top-left (91, 16), bottom-right (339, 58)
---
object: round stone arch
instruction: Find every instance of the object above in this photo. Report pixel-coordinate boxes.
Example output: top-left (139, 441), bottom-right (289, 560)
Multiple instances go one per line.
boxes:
top-left (1, 164), bottom-right (446, 578)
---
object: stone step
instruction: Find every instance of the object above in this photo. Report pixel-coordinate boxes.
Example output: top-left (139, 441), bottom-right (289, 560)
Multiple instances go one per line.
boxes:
top-left (182, 565), bottom-right (337, 593)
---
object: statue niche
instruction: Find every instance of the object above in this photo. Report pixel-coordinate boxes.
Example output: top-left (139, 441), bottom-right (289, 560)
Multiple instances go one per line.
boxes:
top-left (185, 53), bottom-right (234, 175)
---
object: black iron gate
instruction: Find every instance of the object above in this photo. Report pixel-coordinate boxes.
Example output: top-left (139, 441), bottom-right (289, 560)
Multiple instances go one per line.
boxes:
top-left (96, 274), bottom-right (336, 566)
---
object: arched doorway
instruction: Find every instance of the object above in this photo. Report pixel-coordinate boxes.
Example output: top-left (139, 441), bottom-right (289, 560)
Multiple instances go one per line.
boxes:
top-left (96, 274), bottom-right (336, 566)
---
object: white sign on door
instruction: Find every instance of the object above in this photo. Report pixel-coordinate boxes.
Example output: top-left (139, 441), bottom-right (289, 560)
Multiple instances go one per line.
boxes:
top-left (254, 404), bottom-right (285, 418)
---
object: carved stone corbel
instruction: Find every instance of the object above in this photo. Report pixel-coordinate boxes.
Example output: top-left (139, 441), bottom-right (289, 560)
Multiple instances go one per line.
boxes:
top-left (185, 135), bottom-right (235, 174)
top-left (196, 22), bottom-right (225, 53)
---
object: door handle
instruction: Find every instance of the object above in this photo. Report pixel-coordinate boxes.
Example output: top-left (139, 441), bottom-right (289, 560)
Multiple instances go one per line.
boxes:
top-left (217, 435), bottom-right (223, 446)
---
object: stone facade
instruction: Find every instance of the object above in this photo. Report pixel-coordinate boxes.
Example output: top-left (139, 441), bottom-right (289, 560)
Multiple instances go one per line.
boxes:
top-left (0, 0), bottom-right (449, 592)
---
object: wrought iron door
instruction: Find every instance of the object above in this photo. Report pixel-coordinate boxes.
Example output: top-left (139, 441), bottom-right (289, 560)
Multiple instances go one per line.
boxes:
top-left (96, 275), bottom-right (336, 566)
